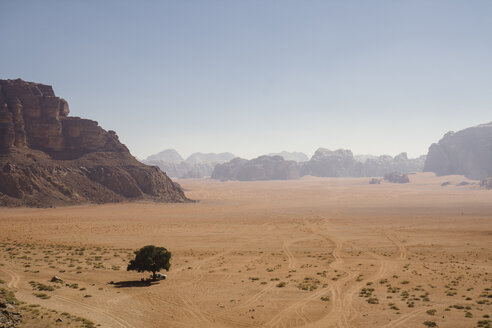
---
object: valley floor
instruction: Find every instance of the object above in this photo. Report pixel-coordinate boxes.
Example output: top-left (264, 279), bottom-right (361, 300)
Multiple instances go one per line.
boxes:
top-left (0, 173), bottom-right (491, 328)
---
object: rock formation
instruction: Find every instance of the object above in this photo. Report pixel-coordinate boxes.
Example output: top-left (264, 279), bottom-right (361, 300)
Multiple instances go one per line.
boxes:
top-left (212, 156), bottom-right (300, 181)
top-left (424, 122), bottom-right (492, 180)
top-left (300, 148), bottom-right (362, 177)
top-left (0, 79), bottom-right (188, 207)
top-left (361, 153), bottom-right (425, 177)
top-left (143, 160), bottom-right (216, 179)
top-left (301, 148), bottom-right (424, 178)
top-left (267, 151), bottom-right (309, 162)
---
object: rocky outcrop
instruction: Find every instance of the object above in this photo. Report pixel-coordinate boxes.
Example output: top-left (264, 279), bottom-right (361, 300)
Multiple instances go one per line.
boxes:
top-left (267, 151), bottom-right (309, 162)
top-left (424, 122), bottom-right (492, 180)
top-left (0, 79), bottom-right (188, 207)
top-left (212, 156), bottom-right (300, 181)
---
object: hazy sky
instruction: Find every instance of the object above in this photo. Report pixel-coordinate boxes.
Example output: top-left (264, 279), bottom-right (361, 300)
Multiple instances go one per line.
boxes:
top-left (1, 1), bottom-right (491, 160)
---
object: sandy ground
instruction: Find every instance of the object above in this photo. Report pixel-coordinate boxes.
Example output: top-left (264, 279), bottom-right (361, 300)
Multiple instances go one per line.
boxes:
top-left (0, 173), bottom-right (491, 328)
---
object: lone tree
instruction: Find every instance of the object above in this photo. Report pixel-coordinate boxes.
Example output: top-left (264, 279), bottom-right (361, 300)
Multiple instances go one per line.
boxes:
top-left (127, 245), bottom-right (171, 281)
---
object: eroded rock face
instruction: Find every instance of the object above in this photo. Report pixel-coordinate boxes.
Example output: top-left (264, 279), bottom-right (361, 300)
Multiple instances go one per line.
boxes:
top-left (212, 156), bottom-right (300, 181)
top-left (0, 79), bottom-right (188, 207)
top-left (424, 122), bottom-right (492, 180)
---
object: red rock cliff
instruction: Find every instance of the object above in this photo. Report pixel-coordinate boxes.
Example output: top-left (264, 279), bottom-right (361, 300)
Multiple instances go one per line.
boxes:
top-left (0, 79), bottom-right (188, 207)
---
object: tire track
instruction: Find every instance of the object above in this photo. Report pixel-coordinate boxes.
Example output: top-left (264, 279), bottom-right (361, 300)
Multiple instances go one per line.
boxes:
top-left (53, 295), bottom-right (135, 328)
top-left (382, 307), bottom-right (428, 327)
top-left (282, 240), bottom-right (297, 270)
top-left (4, 269), bottom-right (20, 289)
top-left (383, 232), bottom-right (407, 260)
top-left (214, 283), bottom-right (275, 316)
top-left (265, 218), bottom-right (351, 328)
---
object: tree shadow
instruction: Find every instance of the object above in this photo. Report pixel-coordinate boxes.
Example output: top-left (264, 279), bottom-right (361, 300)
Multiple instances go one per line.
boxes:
top-left (110, 280), bottom-right (159, 288)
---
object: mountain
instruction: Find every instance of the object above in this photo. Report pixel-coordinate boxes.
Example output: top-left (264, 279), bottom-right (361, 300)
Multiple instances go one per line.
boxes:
top-left (146, 149), bottom-right (184, 163)
top-left (424, 122), bottom-right (492, 180)
top-left (267, 151), bottom-right (309, 162)
top-left (0, 79), bottom-right (188, 207)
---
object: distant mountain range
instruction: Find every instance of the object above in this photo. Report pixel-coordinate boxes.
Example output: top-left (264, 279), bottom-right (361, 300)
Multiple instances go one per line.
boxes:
top-left (213, 151), bottom-right (425, 181)
top-left (143, 123), bottom-right (492, 182)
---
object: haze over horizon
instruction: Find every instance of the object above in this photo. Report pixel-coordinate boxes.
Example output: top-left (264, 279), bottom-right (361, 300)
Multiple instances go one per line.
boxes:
top-left (1, 1), bottom-right (491, 160)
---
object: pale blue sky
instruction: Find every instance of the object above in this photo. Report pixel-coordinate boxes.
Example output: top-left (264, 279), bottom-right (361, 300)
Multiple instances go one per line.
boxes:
top-left (1, 1), bottom-right (491, 159)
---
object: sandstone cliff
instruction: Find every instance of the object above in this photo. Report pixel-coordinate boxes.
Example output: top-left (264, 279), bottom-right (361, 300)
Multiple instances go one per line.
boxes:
top-left (424, 122), bottom-right (492, 180)
top-left (0, 79), bottom-right (188, 207)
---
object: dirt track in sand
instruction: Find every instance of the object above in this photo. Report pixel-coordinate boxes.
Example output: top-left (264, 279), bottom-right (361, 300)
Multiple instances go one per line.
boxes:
top-left (0, 173), bottom-right (491, 327)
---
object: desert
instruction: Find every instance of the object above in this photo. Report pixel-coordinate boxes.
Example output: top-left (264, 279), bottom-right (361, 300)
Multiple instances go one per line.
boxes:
top-left (2, 2), bottom-right (492, 327)
top-left (1, 174), bottom-right (491, 327)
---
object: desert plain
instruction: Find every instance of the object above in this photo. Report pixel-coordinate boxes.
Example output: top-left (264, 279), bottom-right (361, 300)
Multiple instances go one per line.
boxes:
top-left (0, 173), bottom-right (491, 328)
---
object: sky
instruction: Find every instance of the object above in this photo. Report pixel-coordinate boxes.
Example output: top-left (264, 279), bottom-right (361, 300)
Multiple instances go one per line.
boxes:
top-left (1, 1), bottom-right (491, 160)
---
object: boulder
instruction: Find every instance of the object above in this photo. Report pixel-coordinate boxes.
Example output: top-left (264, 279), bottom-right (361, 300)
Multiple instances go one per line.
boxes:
top-left (384, 172), bottom-right (410, 184)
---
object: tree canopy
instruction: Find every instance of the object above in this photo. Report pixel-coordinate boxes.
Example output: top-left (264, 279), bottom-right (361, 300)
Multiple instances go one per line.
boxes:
top-left (127, 245), bottom-right (171, 280)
